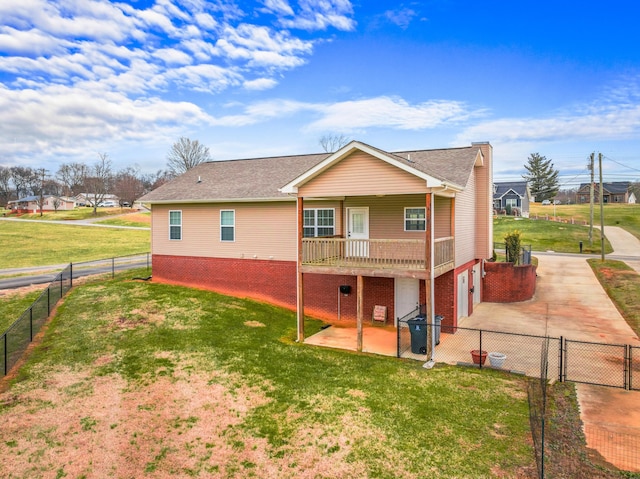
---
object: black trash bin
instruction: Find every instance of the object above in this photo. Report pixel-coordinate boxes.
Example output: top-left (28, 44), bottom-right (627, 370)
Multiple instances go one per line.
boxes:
top-left (407, 317), bottom-right (427, 354)
top-left (434, 314), bottom-right (443, 345)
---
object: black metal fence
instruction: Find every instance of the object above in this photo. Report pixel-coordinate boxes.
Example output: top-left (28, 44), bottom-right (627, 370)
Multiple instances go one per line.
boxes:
top-left (398, 320), bottom-right (638, 391)
top-left (1, 252), bottom-right (151, 377)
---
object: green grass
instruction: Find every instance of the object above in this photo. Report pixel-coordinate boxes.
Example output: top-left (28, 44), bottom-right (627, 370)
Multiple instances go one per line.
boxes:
top-left (0, 222), bottom-right (149, 268)
top-left (94, 213), bottom-right (150, 228)
top-left (9, 207), bottom-right (132, 221)
top-left (0, 288), bottom-right (45, 332)
top-left (588, 259), bottom-right (640, 338)
top-left (494, 215), bottom-right (612, 254)
top-left (2, 272), bottom-right (536, 478)
top-left (530, 203), bottom-right (640, 241)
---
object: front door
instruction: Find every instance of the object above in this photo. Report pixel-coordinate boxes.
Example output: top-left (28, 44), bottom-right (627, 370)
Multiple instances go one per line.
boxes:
top-left (395, 278), bottom-right (420, 326)
top-left (347, 207), bottom-right (369, 257)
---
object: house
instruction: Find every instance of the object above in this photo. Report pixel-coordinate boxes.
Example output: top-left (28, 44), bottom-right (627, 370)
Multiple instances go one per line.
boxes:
top-left (7, 195), bottom-right (76, 214)
top-left (138, 141), bottom-right (494, 350)
top-left (75, 193), bottom-right (120, 207)
top-left (576, 182), bottom-right (633, 204)
top-left (493, 181), bottom-right (532, 217)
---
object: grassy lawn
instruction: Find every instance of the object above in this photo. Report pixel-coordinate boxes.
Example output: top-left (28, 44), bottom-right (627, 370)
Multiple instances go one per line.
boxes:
top-left (493, 215), bottom-right (612, 254)
top-left (0, 221), bottom-right (149, 268)
top-left (95, 212), bottom-right (150, 228)
top-left (530, 203), bottom-right (640, 241)
top-left (8, 207), bottom-right (133, 221)
top-left (0, 270), bottom-right (537, 478)
top-left (0, 288), bottom-right (45, 332)
top-left (588, 259), bottom-right (640, 338)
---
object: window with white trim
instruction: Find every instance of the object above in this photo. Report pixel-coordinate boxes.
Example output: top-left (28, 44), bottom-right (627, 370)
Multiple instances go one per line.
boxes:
top-left (505, 198), bottom-right (518, 208)
top-left (404, 207), bottom-right (426, 231)
top-left (220, 210), bottom-right (235, 242)
top-left (169, 210), bottom-right (182, 240)
top-left (303, 208), bottom-right (335, 237)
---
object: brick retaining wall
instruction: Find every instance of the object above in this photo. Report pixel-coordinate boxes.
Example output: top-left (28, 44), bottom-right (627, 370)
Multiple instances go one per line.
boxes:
top-left (482, 261), bottom-right (537, 302)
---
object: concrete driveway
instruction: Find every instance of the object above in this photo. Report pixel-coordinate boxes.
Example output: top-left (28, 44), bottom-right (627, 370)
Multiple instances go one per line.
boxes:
top-left (461, 226), bottom-right (640, 472)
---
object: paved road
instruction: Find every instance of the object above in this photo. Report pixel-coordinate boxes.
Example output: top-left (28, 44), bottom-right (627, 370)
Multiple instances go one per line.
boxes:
top-left (0, 215), bottom-right (149, 230)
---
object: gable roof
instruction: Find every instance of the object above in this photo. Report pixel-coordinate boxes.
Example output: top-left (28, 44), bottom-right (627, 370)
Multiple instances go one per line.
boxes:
top-left (493, 181), bottom-right (530, 199)
top-left (138, 142), bottom-right (483, 204)
top-left (577, 181), bottom-right (630, 194)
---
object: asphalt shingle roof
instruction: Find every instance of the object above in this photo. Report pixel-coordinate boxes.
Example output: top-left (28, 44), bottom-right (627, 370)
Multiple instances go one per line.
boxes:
top-left (138, 144), bottom-right (482, 203)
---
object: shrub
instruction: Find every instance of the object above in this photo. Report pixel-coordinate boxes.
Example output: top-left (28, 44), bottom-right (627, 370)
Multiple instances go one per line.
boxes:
top-left (504, 230), bottom-right (522, 265)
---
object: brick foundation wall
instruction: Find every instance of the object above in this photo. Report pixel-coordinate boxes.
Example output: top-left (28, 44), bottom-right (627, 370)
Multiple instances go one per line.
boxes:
top-left (482, 261), bottom-right (537, 302)
top-left (152, 255), bottom-right (398, 323)
top-left (435, 271), bottom-right (455, 329)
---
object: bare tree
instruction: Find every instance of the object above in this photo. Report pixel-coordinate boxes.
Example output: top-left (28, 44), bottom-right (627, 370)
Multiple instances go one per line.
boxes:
top-left (166, 137), bottom-right (211, 176)
top-left (141, 169), bottom-right (173, 193)
top-left (114, 166), bottom-right (145, 207)
top-left (0, 166), bottom-right (11, 206)
top-left (57, 162), bottom-right (88, 197)
top-left (319, 134), bottom-right (350, 153)
top-left (10, 166), bottom-right (37, 199)
top-left (84, 153), bottom-right (114, 215)
top-left (31, 168), bottom-right (48, 216)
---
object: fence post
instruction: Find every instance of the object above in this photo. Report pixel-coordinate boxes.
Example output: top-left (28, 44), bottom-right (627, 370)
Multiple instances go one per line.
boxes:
top-left (60, 271), bottom-right (63, 297)
top-left (558, 336), bottom-right (563, 382)
top-left (396, 318), bottom-right (400, 358)
top-left (3, 333), bottom-right (7, 376)
top-left (625, 345), bottom-right (630, 390)
top-left (47, 287), bottom-right (50, 316)
top-left (479, 330), bottom-right (483, 370)
top-left (30, 307), bottom-right (33, 341)
top-left (112, 257), bottom-right (115, 279)
top-left (70, 263), bottom-right (73, 288)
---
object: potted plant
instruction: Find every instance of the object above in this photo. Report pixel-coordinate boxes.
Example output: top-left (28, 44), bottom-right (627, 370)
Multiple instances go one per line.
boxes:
top-left (488, 352), bottom-right (507, 368)
top-left (470, 349), bottom-right (487, 365)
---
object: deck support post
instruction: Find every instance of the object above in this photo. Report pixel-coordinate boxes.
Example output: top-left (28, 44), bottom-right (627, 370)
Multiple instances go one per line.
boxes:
top-left (297, 197), bottom-right (305, 342)
top-left (425, 192), bottom-right (434, 359)
top-left (356, 275), bottom-right (363, 352)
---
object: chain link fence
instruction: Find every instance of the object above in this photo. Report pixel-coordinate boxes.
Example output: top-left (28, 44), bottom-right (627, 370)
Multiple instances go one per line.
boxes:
top-left (1, 252), bottom-right (150, 377)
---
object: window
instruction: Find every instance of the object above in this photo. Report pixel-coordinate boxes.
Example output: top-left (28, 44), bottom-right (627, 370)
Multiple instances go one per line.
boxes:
top-left (505, 198), bottom-right (518, 208)
top-left (303, 208), bottom-right (335, 237)
top-left (220, 210), bottom-right (235, 242)
top-left (169, 210), bottom-right (182, 240)
top-left (404, 207), bottom-right (426, 231)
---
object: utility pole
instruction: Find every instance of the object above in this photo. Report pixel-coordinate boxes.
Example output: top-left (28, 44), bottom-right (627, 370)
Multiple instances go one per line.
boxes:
top-left (588, 152), bottom-right (595, 247)
top-left (599, 152), bottom-right (605, 261)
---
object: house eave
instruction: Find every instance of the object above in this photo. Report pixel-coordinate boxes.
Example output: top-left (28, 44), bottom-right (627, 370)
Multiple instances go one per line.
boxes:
top-left (137, 197), bottom-right (296, 206)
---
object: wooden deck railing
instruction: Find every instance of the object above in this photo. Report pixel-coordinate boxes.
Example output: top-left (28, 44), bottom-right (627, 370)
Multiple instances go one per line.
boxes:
top-left (302, 237), bottom-right (454, 271)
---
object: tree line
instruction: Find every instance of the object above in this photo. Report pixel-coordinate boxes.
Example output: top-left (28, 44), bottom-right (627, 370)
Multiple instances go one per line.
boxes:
top-left (0, 137), bottom-right (218, 213)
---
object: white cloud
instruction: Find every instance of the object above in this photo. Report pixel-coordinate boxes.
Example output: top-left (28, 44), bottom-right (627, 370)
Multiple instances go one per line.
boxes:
top-left (384, 8), bottom-right (418, 29)
top-left (262, 0), bottom-right (295, 16)
top-left (279, 0), bottom-right (355, 31)
top-left (243, 78), bottom-right (278, 90)
top-left (209, 96), bottom-right (484, 130)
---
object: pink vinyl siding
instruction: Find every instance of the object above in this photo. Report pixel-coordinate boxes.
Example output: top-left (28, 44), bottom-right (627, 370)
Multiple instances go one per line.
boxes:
top-left (152, 202), bottom-right (298, 261)
top-left (433, 195), bottom-right (452, 238)
top-left (343, 194), bottom-right (450, 240)
top-left (152, 200), bottom-right (344, 261)
top-left (299, 151), bottom-right (427, 197)
top-left (473, 143), bottom-right (493, 259)
top-left (454, 174), bottom-right (476, 266)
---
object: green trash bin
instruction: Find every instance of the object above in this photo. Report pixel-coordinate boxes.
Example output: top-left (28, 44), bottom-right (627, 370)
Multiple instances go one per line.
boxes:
top-left (407, 317), bottom-right (427, 354)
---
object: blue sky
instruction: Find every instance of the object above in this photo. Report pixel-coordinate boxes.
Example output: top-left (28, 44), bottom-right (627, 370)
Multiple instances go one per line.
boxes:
top-left (1, 0), bottom-right (640, 188)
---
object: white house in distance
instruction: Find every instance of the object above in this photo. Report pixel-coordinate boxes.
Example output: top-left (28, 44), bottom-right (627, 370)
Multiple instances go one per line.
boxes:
top-left (7, 195), bottom-right (76, 214)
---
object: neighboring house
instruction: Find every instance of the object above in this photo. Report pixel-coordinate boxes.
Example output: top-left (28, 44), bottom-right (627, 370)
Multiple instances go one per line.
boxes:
top-left (630, 192), bottom-right (637, 204)
top-left (7, 195), bottom-right (76, 213)
top-left (493, 181), bottom-right (532, 217)
top-left (576, 182), bottom-right (633, 204)
top-left (138, 141), bottom-right (494, 347)
top-left (75, 193), bottom-right (120, 207)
